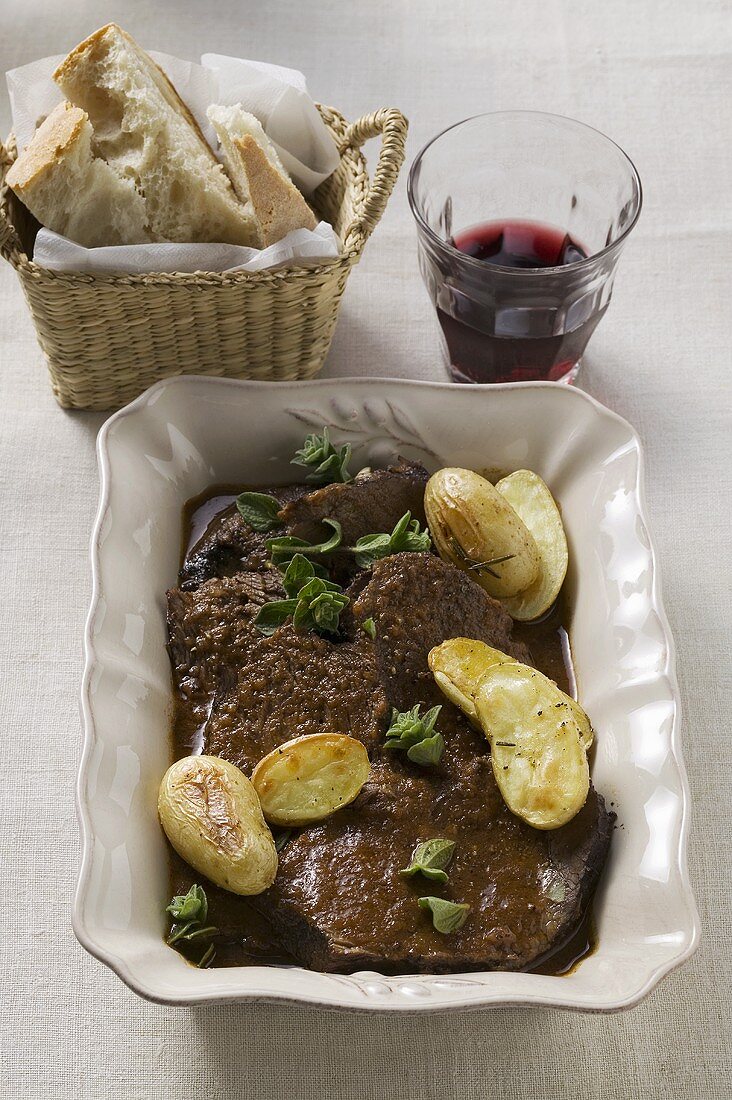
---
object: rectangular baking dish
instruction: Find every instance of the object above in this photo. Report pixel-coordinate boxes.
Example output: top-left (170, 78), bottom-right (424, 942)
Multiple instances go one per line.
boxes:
top-left (76, 376), bottom-right (699, 1011)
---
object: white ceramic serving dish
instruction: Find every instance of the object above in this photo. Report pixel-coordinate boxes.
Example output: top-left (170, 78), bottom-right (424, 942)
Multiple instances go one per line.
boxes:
top-left (76, 375), bottom-right (699, 1012)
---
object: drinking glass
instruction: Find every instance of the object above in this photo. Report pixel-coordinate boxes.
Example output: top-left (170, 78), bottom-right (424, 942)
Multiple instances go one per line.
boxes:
top-left (408, 111), bottom-right (642, 384)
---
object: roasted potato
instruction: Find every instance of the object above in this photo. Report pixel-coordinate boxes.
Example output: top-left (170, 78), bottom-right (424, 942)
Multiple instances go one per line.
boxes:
top-left (251, 733), bottom-right (370, 827)
top-left (158, 755), bottom-right (278, 895)
top-left (475, 663), bottom-right (590, 829)
top-left (428, 637), bottom-right (593, 748)
top-left (428, 637), bottom-right (512, 724)
top-left (424, 468), bottom-right (540, 598)
top-left (495, 470), bottom-right (569, 622)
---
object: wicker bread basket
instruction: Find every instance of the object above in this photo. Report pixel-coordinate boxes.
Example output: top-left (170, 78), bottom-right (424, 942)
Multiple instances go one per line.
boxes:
top-left (0, 105), bottom-right (407, 410)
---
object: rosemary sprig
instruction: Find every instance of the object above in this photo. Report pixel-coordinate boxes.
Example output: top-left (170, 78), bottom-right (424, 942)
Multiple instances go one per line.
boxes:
top-left (274, 828), bottom-right (293, 853)
top-left (449, 538), bottom-right (515, 579)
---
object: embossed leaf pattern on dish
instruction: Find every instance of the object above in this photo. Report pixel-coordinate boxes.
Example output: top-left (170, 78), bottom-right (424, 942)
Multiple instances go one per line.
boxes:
top-left (286, 397), bottom-right (442, 464)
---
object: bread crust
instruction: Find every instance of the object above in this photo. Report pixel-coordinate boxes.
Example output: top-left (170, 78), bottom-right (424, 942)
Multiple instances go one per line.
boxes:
top-left (234, 135), bottom-right (317, 246)
top-left (51, 23), bottom-right (258, 245)
top-left (53, 23), bottom-right (216, 166)
top-left (5, 98), bottom-right (150, 246)
top-left (6, 102), bottom-right (86, 192)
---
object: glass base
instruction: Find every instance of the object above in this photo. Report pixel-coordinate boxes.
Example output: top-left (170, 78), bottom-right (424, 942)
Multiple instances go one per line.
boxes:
top-left (447, 357), bottom-right (581, 385)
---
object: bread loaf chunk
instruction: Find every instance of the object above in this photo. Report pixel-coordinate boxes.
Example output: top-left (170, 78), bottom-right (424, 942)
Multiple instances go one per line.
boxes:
top-left (208, 104), bottom-right (317, 248)
top-left (6, 101), bottom-right (149, 247)
top-left (53, 24), bottom-right (259, 245)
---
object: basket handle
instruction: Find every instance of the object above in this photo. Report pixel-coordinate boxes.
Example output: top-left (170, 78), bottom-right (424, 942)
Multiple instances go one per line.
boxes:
top-left (340, 108), bottom-right (408, 254)
top-left (0, 135), bottom-right (26, 267)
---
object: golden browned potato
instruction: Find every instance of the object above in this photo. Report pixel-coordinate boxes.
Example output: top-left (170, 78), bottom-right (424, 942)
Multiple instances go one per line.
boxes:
top-left (158, 755), bottom-right (277, 895)
top-left (428, 637), bottom-right (512, 724)
top-left (424, 468), bottom-right (540, 598)
top-left (475, 663), bottom-right (590, 829)
top-left (251, 733), bottom-right (370, 827)
top-left (495, 470), bottom-right (569, 622)
top-left (428, 636), bottom-right (594, 748)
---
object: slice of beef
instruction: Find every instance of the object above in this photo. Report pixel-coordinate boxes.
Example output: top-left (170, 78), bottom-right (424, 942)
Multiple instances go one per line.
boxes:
top-left (256, 763), bottom-right (612, 973)
top-left (167, 573), bottom-right (389, 772)
top-left (279, 460), bottom-right (429, 545)
top-left (179, 485), bottom-right (307, 590)
top-left (352, 551), bottom-right (532, 709)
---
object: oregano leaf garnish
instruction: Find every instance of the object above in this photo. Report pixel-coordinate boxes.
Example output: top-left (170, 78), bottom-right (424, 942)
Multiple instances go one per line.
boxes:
top-left (255, 556), bottom-right (349, 637)
top-left (361, 617), bottom-right (376, 640)
top-left (236, 492), bottom-right (283, 532)
top-left (384, 704), bottom-right (445, 766)
top-left (252, 599), bottom-right (299, 636)
top-left (266, 518), bottom-right (343, 568)
top-left (352, 511), bottom-right (432, 568)
top-left (166, 882), bottom-right (207, 924)
top-left (406, 733), bottom-right (445, 766)
top-left (400, 839), bottom-right (456, 884)
top-left (165, 884), bottom-right (218, 966)
top-left (292, 428), bottom-right (353, 486)
top-left (281, 554), bottom-right (321, 597)
top-left (418, 896), bottom-right (471, 934)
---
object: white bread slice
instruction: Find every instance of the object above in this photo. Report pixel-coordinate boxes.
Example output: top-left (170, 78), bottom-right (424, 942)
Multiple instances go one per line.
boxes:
top-left (53, 24), bottom-right (259, 245)
top-left (207, 104), bottom-right (317, 248)
top-left (6, 100), bottom-right (149, 247)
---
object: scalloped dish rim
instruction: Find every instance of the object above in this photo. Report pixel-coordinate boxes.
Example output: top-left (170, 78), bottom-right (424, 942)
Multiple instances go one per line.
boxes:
top-left (75, 376), bottom-right (700, 1012)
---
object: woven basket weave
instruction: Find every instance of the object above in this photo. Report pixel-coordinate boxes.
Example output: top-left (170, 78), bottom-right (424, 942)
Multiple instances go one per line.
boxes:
top-left (0, 105), bottom-right (407, 410)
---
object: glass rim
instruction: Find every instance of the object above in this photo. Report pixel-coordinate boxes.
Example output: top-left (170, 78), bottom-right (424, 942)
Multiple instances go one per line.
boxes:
top-left (407, 109), bottom-right (643, 277)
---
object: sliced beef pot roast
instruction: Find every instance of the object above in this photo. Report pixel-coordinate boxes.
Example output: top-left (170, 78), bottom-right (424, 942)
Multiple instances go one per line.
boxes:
top-left (166, 461), bottom-right (613, 972)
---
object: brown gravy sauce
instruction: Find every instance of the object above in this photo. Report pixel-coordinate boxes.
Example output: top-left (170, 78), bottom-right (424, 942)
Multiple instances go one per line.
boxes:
top-left (172, 486), bottom-right (597, 976)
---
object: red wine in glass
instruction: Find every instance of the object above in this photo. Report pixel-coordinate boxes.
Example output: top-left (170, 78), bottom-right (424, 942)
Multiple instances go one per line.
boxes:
top-left (436, 219), bottom-right (606, 384)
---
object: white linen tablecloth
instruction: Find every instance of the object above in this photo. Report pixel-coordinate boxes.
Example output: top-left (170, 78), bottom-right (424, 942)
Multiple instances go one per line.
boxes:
top-left (1, 1), bottom-right (730, 1096)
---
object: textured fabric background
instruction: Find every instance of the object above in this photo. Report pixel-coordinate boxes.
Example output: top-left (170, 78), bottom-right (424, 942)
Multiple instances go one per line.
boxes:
top-left (1, 1), bottom-right (730, 1097)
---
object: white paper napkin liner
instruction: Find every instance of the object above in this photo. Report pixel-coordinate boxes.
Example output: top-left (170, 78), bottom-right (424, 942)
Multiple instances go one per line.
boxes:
top-left (31, 222), bottom-right (340, 275)
top-left (201, 53), bottom-right (340, 192)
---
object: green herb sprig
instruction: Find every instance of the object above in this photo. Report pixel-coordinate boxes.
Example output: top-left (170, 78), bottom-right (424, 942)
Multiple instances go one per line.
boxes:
top-left (418, 896), bottom-right (471, 934)
top-left (400, 839), bottom-right (456, 884)
top-left (352, 511), bottom-right (432, 568)
top-left (254, 554), bottom-right (349, 636)
top-left (236, 492), bottom-right (284, 532)
top-left (166, 884), bottom-right (218, 968)
top-left (384, 704), bottom-right (445, 766)
top-left (266, 518), bottom-right (343, 568)
top-left (167, 883), bottom-right (207, 923)
top-left (292, 428), bottom-right (353, 486)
